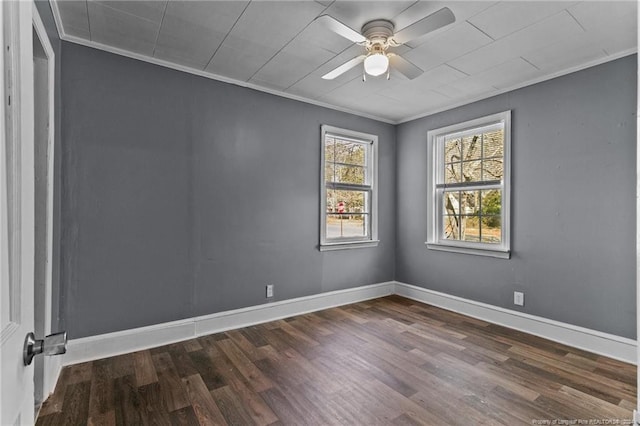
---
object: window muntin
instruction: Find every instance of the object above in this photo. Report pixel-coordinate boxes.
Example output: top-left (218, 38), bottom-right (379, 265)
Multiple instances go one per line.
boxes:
top-left (321, 126), bottom-right (378, 249)
top-left (428, 111), bottom-right (510, 258)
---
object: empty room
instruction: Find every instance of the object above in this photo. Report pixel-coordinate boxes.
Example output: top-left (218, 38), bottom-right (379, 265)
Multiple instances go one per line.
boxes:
top-left (1, 0), bottom-right (638, 424)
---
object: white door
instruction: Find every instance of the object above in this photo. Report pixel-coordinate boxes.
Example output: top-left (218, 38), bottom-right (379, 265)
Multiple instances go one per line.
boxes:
top-left (1, 1), bottom-right (36, 425)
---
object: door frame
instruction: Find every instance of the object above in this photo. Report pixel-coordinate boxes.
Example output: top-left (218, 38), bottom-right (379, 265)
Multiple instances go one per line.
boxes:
top-left (32, 3), bottom-right (57, 402)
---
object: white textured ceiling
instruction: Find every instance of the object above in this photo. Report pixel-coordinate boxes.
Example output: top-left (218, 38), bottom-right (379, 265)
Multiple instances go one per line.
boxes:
top-left (51, 0), bottom-right (637, 123)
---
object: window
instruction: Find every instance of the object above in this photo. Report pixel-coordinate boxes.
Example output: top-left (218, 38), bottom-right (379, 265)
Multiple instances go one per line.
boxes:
top-left (427, 111), bottom-right (511, 258)
top-left (320, 125), bottom-right (378, 250)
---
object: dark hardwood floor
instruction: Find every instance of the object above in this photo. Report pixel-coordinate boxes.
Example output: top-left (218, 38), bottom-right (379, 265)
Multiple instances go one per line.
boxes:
top-left (36, 295), bottom-right (636, 425)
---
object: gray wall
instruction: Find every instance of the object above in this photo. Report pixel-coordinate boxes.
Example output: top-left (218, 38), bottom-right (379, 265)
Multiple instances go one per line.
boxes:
top-left (34, 0), bottom-right (63, 334)
top-left (61, 43), bottom-right (396, 339)
top-left (396, 55), bottom-right (637, 339)
top-left (59, 37), bottom-right (635, 340)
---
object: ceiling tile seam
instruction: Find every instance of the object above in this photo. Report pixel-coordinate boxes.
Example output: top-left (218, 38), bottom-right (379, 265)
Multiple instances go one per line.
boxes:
top-left (91, 1), bottom-right (164, 26)
top-left (431, 87), bottom-right (454, 99)
top-left (283, 43), bottom-right (359, 91)
top-left (470, 3), bottom-right (582, 42)
top-left (203, 1), bottom-right (252, 73)
top-left (465, 20), bottom-right (495, 42)
top-left (318, 74), bottom-right (365, 101)
top-left (247, 3), bottom-right (334, 83)
top-left (565, 8), bottom-right (587, 33)
top-left (85, 0), bottom-right (92, 42)
top-left (520, 56), bottom-right (540, 71)
top-left (444, 63), bottom-right (470, 78)
top-left (391, 1), bottom-right (422, 27)
top-left (151, 1), bottom-right (170, 58)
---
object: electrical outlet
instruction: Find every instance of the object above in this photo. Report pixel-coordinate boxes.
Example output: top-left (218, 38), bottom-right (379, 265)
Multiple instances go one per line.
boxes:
top-left (266, 284), bottom-right (274, 298)
top-left (514, 291), bottom-right (524, 306)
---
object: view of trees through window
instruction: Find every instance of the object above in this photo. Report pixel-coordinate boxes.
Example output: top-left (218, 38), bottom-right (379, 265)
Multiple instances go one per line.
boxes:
top-left (442, 128), bottom-right (504, 243)
top-left (325, 136), bottom-right (370, 239)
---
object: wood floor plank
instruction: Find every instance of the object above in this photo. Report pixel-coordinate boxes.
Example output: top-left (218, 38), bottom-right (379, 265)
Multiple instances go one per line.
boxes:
top-left (152, 351), bottom-right (191, 412)
top-left (88, 359), bottom-right (114, 418)
top-left (258, 387), bottom-right (308, 425)
top-left (87, 409), bottom-right (115, 426)
top-left (37, 296), bottom-right (636, 425)
top-left (217, 338), bottom-right (274, 393)
top-left (106, 353), bottom-right (135, 379)
top-left (226, 329), bottom-right (265, 362)
top-left (240, 326), bottom-right (270, 347)
top-left (168, 342), bottom-right (200, 378)
top-left (182, 374), bottom-right (228, 426)
top-left (188, 349), bottom-right (228, 391)
top-left (57, 381), bottom-right (91, 426)
top-left (169, 406), bottom-right (200, 426)
top-left (212, 348), bottom-right (279, 426)
top-left (210, 385), bottom-right (256, 425)
top-left (113, 375), bottom-right (144, 426)
top-left (133, 350), bottom-right (158, 387)
top-left (182, 339), bottom-right (204, 353)
top-left (137, 382), bottom-right (171, 426)
top-left (61, 361), bottom-right (93, 385)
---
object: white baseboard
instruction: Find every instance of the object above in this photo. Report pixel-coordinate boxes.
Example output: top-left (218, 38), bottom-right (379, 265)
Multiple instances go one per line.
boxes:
top-left (394, 281), bottom-right (637, 364)
top-left (59, 280), bottom-right (636, 370)
top-left (63, 282), bottom-right (396, 366)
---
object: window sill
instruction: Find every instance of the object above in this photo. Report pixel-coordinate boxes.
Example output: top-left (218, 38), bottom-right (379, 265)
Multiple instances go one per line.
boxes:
top-left (320, 240), bottom-right (380, 251)
top-left (425, 242), bottom-right (510, 259)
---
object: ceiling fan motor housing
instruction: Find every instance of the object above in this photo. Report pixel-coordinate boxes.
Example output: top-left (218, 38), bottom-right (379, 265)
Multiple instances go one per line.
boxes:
top-left (361, 19), bottom-right (395, 46)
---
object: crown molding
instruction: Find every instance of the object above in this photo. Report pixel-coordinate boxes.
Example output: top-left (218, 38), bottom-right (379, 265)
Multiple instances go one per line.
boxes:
top-left (49, 0), bottom-right (638, 126)
top-left (397, 48), bottom-right (638, 124)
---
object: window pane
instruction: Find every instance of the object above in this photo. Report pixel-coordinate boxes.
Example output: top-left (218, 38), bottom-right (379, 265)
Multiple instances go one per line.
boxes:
top-left (481, 190), bottom-right (501, 216)
top-left (325, 164), bottom-right (334, 182)
top-left (325, 138), bottom-right (335, 162)
top-left (445, 163), bottom-right (461, 184)
top-left (461, 215), bottom-right (480, 242)
top-left (483, 129), bottom-right (504, 158)
top-left (334, 164), bottom-right (365, 185)
top-left (483, 158), bottom-right (503, 180)
top-left (326, 214), bottom-right (369, 239)
top-left (443, 215), bottom-right (460, 240)
top-left (444, 138), bottom-right (462, 163)
top-left (461, 160), bottom-right (482, 182)
top-left (327, 189), bottom-right (367, 214)
top-left (481, 216), bottom-right (501, 243)
top-left (334, 140), bottom-right (366, 166)
top-left (461, 191), bottom-right (480, 216)
top-left (462, 134), bottom-right (482, 160)
top-left (443, 191), bottom-right (460, 215)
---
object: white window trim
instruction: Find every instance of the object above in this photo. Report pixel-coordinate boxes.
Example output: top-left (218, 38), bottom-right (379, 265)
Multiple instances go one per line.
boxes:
top-left (426, 111), bottom-right (511, 259)
top-left (320, 125), bottom-right (379, 251)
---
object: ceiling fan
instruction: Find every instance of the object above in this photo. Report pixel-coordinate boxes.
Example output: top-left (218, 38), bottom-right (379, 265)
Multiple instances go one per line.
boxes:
top-left (316, 7), bottom-right (455, 81)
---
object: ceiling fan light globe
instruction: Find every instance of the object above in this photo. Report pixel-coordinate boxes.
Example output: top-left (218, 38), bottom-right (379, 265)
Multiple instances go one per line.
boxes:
top-left (364, 53), bottom-right (389, 76)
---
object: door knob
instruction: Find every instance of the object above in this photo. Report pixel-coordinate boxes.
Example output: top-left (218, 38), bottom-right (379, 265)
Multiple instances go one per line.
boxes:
top-left (23, 331), bottom-right (67, 366)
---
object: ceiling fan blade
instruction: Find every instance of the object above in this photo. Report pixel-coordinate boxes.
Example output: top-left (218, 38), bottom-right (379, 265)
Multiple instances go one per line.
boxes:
top-left (322, 55), bottom-right (367, 80)
top-left (315, 15), bottom-right (367, 44)
top-left (390, 55), bottom-right (423, 80)
top-left (391, 7), bottom-right (455, 45)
